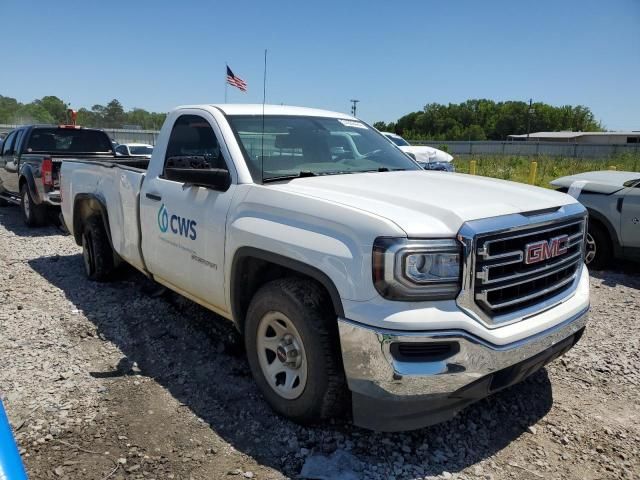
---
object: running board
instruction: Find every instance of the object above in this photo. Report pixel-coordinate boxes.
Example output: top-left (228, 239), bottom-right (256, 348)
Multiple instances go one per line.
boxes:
top-left (0, 193), bottom-right (20, 205)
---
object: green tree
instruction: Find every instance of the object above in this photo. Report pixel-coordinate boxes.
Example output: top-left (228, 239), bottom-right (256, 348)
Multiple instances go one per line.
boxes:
top-left (35, 96), bottom-right (68, 123)
top-left (13, 104), bottom-right (55, 124)
top-left (0, 95), bottom-right (21, 124)
top-left (103, 99), bottom-right (125, 128)
top-left (375, 99), bottom-right (603, 141)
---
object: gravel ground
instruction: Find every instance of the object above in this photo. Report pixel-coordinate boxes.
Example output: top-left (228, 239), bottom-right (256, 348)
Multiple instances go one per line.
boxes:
top-left (0, 204), bottom-right (639, 480)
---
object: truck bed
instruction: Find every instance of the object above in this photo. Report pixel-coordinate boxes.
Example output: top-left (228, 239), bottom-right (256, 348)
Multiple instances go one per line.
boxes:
top-left (61, 158), bottom-right (148, 272)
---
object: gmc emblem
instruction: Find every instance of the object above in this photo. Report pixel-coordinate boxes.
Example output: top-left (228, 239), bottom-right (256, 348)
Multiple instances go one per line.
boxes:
top-left (524, 235), bottom-right (569, 264)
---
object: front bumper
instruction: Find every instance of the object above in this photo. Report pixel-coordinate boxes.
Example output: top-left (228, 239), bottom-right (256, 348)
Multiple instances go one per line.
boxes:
top-left (338, 306), bottom-right (588, 431)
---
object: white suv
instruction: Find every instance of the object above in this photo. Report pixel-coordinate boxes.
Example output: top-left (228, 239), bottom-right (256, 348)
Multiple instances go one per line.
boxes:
top-left (382, 132), bottom-right (454, 171)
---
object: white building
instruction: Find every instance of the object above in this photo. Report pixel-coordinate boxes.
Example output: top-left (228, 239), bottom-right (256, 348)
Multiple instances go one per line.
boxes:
top-left (508, 131), bottom-right (640, 144)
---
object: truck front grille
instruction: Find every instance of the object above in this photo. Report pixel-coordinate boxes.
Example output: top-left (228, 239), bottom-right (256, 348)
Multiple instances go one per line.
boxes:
top-left (474, 220), bottom-right (585, 317)
top-left (457, 204), bottom-right (587, 326)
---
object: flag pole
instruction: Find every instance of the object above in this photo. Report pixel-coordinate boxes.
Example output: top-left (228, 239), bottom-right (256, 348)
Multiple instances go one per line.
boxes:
top-left (224, 62), bottom-right (228, 103)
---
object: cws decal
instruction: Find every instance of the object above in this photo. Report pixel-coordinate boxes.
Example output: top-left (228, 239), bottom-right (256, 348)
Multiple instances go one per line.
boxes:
top-left (157, 203), bottom-right (197, 240)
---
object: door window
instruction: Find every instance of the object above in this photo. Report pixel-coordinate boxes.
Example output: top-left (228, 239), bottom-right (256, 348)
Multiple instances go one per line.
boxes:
top-left (163, 115), bottom-right (227, 174)
top-left (1, 131), bottom-right (16, 155)
top-left (13, 130), bottom-right (24, 155)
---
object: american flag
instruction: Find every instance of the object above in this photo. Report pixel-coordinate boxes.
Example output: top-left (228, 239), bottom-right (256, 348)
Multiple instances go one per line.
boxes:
top-left (226, 66), bottom-right (247, 92)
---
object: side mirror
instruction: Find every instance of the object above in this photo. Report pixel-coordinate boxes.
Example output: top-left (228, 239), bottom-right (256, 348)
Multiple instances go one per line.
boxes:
top-left (164, 167), bottom-right (231, 191)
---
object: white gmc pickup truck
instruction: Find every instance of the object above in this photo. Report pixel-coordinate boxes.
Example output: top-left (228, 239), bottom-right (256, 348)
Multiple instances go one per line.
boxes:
top-left (61, 105), bottom-right (590, 431)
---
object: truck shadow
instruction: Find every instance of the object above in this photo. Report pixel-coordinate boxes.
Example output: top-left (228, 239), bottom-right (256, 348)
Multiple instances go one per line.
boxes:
top-left (589, 262), bottom-right (640, 289)
top-left (27, 252), bottom-right (554, 478)
top-left (0, 206), bottom-right (65, 238)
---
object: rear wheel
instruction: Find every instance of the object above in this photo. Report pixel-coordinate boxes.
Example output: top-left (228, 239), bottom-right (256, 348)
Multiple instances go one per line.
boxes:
top-left (20, 184), bottom-right (47, 227)
top-left (244, 278), bottom-right (348, 424)
top-left (585, 221), bottom-right (612, 270)
top-left (82, 216), bottom-right (115, 281)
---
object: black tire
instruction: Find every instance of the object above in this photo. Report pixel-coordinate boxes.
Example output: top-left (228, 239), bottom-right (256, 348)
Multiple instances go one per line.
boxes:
top-left (20, 183), bottom-right (47, 227)
top-left (81, 216), bottom-right (115, 281)
top-left (585, 221), bottom-right (612, 270)
top-left (244, 278), bottom-right (348, 424)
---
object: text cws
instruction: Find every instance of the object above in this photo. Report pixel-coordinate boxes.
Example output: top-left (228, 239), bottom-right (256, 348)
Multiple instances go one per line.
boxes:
top-left (157, 204), bottom-right (197, 240)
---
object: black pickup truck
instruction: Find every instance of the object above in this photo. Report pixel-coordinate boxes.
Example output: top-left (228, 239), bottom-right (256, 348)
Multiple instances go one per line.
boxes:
top-left (0, 125), bottom-right (124, 226)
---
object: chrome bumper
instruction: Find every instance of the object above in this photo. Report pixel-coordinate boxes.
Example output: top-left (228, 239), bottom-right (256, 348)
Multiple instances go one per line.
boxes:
top-left (338, 306), bottom-right (588, 431)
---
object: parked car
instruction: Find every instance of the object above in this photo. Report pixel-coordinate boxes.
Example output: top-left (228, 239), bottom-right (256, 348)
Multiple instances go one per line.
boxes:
top-left (115, 143), bottom-right (153, 158)
top-left (551, 170), bottom-right (640, 269)
top-left (381, 132), bottom-right (454, 171)
top-left (61, 104), bottom-right (589, 432)
top-left (0, 400), bottom-right (28, 480)
top-left (0, 124), bottom-right (135, 226)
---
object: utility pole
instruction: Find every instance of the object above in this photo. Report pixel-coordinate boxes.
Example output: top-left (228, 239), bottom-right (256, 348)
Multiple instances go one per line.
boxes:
top-left (527, 98), bottom-right (534, 140)
top-left (350, 99), bottom-right (360, 117)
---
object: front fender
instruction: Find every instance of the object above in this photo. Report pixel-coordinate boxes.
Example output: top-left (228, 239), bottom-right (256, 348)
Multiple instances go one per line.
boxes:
top-left (226, 215), bottom-right (367, 306)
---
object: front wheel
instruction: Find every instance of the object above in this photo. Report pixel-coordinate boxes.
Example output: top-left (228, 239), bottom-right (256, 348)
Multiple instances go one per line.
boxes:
top-left (20, 184), bottom-right (47, 227)
top-left (244, 278), bottom-right (348, 424)
top-left (585, 222), bottom-right (611, 270)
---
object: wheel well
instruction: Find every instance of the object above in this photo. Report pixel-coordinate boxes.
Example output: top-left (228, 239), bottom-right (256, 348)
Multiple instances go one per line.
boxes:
top-left (72, 196), bottom-right (112, 247)
top-left (231, 250), bottom-right (344, 333)
top-left (587, 210), bottom-right (617, 250)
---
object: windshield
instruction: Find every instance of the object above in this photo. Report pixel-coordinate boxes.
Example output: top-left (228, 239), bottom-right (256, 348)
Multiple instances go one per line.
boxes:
top-left (26, 128), bottom-right (113, 153)
top-left (129, 146), bottom-right (153, 155)
top-left (385, 134), bottom-right (410, 147)
top-left (227, 115), bottom-right (420, 182)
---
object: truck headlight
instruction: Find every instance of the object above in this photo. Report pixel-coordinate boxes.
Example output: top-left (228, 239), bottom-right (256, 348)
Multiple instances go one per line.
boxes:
top-left (373, 238), bottom-right (462, 300)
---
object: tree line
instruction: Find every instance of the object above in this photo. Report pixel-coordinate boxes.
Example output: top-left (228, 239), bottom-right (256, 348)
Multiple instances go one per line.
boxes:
top-left (373, 99), bottom-right (603, 141)
top-left (0, 95), bottom-right (166, 130)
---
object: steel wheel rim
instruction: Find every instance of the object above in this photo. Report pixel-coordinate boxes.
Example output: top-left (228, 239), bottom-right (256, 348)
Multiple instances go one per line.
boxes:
top-left (22, 190), bottom-right (30, 219)
top-left (256, 311), bottom-right (308, 400)
top-left (585, 233), bottom-right (596, 264)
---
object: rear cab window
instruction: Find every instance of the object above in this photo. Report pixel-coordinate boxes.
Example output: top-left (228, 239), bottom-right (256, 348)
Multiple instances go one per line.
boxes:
top-left (26, 128), bottom-right (113, 154)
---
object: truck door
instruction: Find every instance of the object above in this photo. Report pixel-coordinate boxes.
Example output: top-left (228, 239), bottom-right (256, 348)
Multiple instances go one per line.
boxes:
top-left (139, 113), bottom-right (236, 313)
top-left (620, 186), bottom-right (640, 249)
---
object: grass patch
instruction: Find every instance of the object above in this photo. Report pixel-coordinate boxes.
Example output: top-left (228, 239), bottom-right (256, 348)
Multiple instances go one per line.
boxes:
top-left (453, 153), bottom-right (640, 187)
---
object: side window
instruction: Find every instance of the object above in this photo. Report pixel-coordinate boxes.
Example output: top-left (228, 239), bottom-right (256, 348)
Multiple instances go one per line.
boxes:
top-left (164, 115), bottom-right (227, 174)
top-left (1, 131), bottom-right (16, 155)
top-left (13, 130), bottom-right (24, 155)
top-left (116, 145), bottom-right (126, 155)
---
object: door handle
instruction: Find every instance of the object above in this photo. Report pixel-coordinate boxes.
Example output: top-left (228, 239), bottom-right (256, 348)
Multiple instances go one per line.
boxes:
top-left (146, 192), bottom-right (162, 201)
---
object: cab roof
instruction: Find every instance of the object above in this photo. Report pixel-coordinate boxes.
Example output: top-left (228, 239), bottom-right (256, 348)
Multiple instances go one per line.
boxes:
top-left (176, 104), bottom-right (357, 120)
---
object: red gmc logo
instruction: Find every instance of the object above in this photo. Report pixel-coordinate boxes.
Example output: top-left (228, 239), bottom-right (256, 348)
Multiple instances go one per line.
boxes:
top-left (524, 235), bottom-right (569, 264)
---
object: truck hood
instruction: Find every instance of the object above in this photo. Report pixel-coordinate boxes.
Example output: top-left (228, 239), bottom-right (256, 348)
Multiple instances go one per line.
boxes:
top-left (274, 171), bottom-right (576, 236)
top-left (398, 145), bottom-right (454, 163)
top-left (550, 171), bottom-right (640, 194)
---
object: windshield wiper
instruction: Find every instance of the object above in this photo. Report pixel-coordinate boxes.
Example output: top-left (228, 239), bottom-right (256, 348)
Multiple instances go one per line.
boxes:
top-left (262, 171), bottom-right (317, 183)
top-left (321, 167), bottom-right (407, 175)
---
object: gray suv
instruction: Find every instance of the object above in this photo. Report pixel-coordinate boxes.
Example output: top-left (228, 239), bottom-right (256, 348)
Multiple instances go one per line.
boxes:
top-left (551, 171), bottom-right (640, 269)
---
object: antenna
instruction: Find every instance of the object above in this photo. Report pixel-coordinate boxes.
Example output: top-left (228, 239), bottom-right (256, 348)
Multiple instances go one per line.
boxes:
top-left (350, 99), bottom-right (360, 117)
top-left (261, 49), bottom-right (267, 184)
